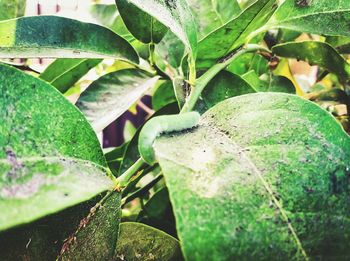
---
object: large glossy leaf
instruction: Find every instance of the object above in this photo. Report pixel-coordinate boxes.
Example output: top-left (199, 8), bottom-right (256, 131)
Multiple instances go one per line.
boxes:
top-left (0, 63), bottom-right (121, 259)
top-left (196, 0), bottom-right (277, 68)
top-left (267, 0), bottom-right (350, 37)
top-left (115, 0), bottom-right (168, 44)
top-left (0, 16), bottom-right (138, 62)
top-left (155, 93), bottom-right (350, 260)
top-left (0, 157), bottom-right (113, 232)
top-left (40, 58), bottom-right (102, 93)
top-left (115, 222), bottom-right (183, 261)
top-left (188, 0), bottom-right (241, 38)
top-left (76, 69), bottom-right (159, 133)
top-left (272, 41), bottom-right (350, 82)
top-left (0, 63), bottom-right (105, 165)
top-left (115, 0), bottom-right (197, 58)
top-left (0, 0), bottom-right (25, 20)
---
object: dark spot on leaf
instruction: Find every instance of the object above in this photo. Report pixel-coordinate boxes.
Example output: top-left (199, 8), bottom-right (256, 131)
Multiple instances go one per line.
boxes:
top-left (295, 0), bottom-right (312, 7)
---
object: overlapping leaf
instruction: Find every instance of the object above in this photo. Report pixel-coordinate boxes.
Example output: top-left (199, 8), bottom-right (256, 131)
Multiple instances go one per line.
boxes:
top-left (155, 93), bottom-right (350, 260)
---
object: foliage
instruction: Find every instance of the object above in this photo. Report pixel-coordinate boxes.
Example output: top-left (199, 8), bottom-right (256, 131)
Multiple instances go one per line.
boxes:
top-left (1, 0), bottom-right (350, 260)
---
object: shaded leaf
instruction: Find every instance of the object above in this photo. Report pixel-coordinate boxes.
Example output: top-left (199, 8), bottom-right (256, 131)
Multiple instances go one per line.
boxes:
top-left (105, 143), bottom-right (129, 176)
top-left (137, 187), bottom-right (177, 237)
top-left (155, 93), bottom-right (350, 260)
top-left (59, 192), bottom-right (121, 261)
top-left (0, 195), bottom-right (102, 261)
top-left (327, 36), bottom-right (350, 54)
top-left (115, 222), bottom-right (183, 261)
top-left (76, 69), bottom-right (159, 133)
top-left (242, 71), bottom-right (296, 94)
top-left (152, 81), bottom-right (177, 111)
top-left (40, 59), bottom-right (102, 93)
top-left (0, 16), bottom-right (138, 62)
top-left (115, 0), bottom-right (168, 44)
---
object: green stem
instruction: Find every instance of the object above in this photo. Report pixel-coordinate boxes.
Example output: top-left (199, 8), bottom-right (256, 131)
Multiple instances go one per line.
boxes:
top-left (115, 158), bottom-right (145, 188)
top-left (149, 42), bottom-right (156, 66)
top-left (181, 44), bottom-right (271, 113)
top-left (188, 55), bottom-right (197, 85)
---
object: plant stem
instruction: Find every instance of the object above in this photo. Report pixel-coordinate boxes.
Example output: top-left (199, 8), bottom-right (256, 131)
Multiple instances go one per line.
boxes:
top-left (115, 158), bottom-right (145, 189)
top-left (149, 42), bottom-right (156, 66)
top-left (181, 44), bottom-right (271, 113)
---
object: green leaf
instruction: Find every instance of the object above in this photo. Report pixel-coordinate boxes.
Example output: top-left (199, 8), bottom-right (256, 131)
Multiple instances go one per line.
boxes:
top-left (59, 192), bottom-right (121, 260)
top-left (242, 71), bottom-right (296, 94)
top-left (155, 93), bottom-right (350, 260)
top-left (105, 143), bottom-right (129, 176)
top-left (272, 41), bottom-right (350, 82)
top-left (0, 63), bottom-right (105, 166)
top-left (196, 0), bottom-right (277, 68)
top-left (76, 69), bottom-right (159, 133)
top-left (327, 36), bottom-right (350, 54)
top-left (0, 63), bottom-right (120, 259)
top-left (268, 0), bottom-right (350, 37)
top-left (137, 187), bottom-right (177, 237)
top-left (0, 196), bottom-right (102, 261)
top-left (188, 0), bottom-right (241, 38)
top-left (0, 16), bottom-right (138, 62)
top-left (115, 0), bottom-right (197, 59)
top-left (89, 4), bottom-right (130, 37)
top-left (115, 0), bottom-right (168, 44)
top-left (152, 81), bottom-right (177, 111)
top-left (259, 75), bottom-right (296, 93)
top-left (40, 59), bottom-right (102, 93)
top-left (0, 157), bottom-right (113, 232)
top-left (202, 71), bottom-right (256, 109)
top-left (0, 0), bottom-right (25, 20)
top-left (115, 222), bottom-right (183, 261)
top-left (155, 31), bottom-right (185, 69)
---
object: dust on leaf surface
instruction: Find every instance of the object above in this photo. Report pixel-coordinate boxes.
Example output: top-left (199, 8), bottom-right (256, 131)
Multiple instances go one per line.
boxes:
top-left (0, 157), bottom-right (113, 232)
top-left (0, 63), bottom-right (105, 166)
top-left (155, 93), bottom-right (350, 260)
